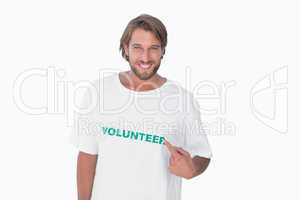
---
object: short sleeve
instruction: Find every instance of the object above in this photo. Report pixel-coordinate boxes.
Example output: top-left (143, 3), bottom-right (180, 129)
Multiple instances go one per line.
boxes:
top-left (182, 94), bottom-right (212, 159)
top-left (69, 85), bottom-right (100, 155)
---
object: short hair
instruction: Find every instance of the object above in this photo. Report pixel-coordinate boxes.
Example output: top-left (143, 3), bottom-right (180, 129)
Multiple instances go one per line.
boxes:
top-left (119, 14), bottom-right (168, 61)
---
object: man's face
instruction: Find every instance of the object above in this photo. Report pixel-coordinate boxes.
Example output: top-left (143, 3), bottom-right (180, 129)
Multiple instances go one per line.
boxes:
top-left (124, 28), bottom-right (163, 80)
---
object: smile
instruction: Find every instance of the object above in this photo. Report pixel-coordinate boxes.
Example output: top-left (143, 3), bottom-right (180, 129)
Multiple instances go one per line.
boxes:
top-left (138, 63), bottom-right (152, 69)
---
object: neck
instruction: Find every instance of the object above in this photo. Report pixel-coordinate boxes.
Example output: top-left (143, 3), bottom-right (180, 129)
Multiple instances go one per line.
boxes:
top-left (120, 71), bottom-right (166, 91)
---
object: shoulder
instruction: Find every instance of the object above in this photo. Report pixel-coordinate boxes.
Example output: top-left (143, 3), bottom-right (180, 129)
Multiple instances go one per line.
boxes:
top-left (90, 73), bottom-right (119, 89)
top-left (164, 79), bottom-right (194, 99)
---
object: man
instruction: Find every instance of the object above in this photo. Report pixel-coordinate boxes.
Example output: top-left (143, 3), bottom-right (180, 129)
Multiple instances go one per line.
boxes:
top-left (70, 14), bottom-right (212, 200)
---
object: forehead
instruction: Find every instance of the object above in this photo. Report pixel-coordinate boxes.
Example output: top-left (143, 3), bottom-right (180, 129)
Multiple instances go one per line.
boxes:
top-left (129, 28), bottom-right (161, 45)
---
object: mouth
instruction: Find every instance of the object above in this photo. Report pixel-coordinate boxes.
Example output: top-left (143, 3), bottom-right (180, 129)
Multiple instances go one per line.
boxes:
top-left (137, 63), bottom-right (152, 69)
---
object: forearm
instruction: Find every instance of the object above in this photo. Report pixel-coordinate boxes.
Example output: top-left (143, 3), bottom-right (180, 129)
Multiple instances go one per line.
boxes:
top-left (77, 152), bottom-right (98, 200)
top-left (191, 156), bottom-right (210, 177)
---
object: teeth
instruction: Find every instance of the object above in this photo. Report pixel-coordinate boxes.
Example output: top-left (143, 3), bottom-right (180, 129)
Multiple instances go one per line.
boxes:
top-left (139, 64), bottom-right (151, 69)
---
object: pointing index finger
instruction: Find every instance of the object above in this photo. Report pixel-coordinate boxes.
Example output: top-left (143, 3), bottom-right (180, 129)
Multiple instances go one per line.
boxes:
top-left (164, 140), bottom-right (176, 154)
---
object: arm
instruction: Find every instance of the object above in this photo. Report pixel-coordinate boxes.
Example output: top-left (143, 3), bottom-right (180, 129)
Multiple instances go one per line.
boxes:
top-left (191, 156), bottom-right (210, 178)
top-left (77, 151), bottom-right (98, 200)
top-left (165, 140), bottom-right (211, 180)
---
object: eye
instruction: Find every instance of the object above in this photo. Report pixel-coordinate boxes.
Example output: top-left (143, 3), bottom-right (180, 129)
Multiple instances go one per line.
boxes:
top-left (132, 45), bottom-right (141, 49)
top-left (150, 46), bottom-right (160, 50)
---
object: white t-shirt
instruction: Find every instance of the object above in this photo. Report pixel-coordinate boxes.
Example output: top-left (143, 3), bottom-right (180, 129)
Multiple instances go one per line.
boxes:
top-left (69, 73), bottom-right (212, 200)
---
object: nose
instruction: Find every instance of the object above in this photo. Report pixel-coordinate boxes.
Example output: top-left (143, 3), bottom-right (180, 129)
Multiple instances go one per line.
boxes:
top-left (140, 49), bottom-right (150, 63)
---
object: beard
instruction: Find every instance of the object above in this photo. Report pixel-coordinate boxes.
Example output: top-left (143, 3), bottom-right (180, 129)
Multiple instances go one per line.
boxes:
top-left (129, 60), bottom-right (161, 80)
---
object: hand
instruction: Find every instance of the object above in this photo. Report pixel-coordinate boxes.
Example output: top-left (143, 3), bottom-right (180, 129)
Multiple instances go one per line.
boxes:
top-left (164, 140), bottom-right (196, 179)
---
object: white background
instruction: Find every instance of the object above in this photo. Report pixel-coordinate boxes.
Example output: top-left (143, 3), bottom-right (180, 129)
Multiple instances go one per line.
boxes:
top-left (0, 0), bottom-right (299, 199)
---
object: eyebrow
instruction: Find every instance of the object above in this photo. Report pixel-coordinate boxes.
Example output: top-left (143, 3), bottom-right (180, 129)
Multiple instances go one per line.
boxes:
top-left (131, 43), bottom-right (161, 48)
top-left (151, 44), bottom-right (161, 48)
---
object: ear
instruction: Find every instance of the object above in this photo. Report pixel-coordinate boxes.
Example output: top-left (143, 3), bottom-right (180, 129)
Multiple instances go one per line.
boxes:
top-left (123, 43), bottom-right (129, 57)
top-left (161, 48), bottom-right (165, 59)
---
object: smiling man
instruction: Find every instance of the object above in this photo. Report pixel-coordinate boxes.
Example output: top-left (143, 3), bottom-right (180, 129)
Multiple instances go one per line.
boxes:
top-left (71, 14), bottom-right (212, 200)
